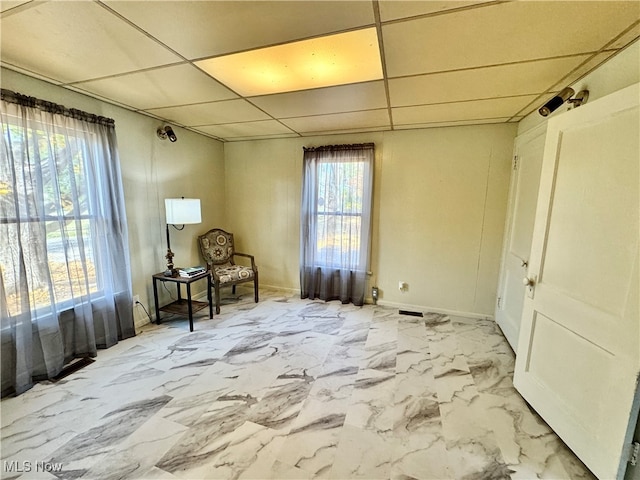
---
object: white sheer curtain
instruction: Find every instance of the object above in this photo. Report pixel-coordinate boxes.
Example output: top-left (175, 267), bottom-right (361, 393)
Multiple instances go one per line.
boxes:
top-left (300, 143), bottom-right (374, 305)
top-left (0, 90), bottom-right (135, 396)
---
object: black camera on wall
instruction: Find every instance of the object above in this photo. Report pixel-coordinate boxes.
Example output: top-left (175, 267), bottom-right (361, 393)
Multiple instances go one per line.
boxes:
top-left (157, 125), bottom-right (178, 142)
top-left (539, 87), bottom-right (589, 117)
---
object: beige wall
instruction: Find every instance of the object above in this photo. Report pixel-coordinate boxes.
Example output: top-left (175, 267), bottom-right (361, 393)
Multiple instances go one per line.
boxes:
top-left (1, 68), bottom-right (226, 329)
top-left (225, 125), bottom-right (517, 317)
top-left (379, 126), bottom-right (516, 316)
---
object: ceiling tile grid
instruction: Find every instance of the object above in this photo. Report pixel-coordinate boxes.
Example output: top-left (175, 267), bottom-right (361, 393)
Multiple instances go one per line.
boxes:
top-left (1, 1), bottom-right (182, 83)
top-left (250, 81), bottom-right (388, 118)
top-left (146, 99), bottom-right (272, 127)
top-left (102, 0), bottom-right (377, 59)
top-left (193, 119), bottom-right (296, 140)
top-left (72, 64), bottom-right (239, 111)
top-left (1, 0), bottom-right (638, 141)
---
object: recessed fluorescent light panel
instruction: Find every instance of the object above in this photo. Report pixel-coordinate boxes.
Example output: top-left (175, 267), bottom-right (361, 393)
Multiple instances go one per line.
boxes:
top-left (196, 28), bottom-right (383, 97)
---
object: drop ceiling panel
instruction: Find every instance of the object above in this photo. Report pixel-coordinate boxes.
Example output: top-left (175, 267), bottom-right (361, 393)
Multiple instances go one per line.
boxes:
top-left (393, 95), bottom-right (538, 125)
top-left (251, 81), bottom-right (387, 118)
top-left (73, 64), bottom-right (238, 110)
top-left (103, 1), bottom-right (376, 59)
top-left (548, 52), bottom-right (620, 93)
top-left (281, 109), bottom-right (390, 133)
top-left (193, 120), bottom-right (295, 139)
top-left (394, 117), bottom-right (514, 130)
top-left (610, 22), bottom-right (640, 49)
top-left (146, 99), bottom-right (271, 126)
top-left (0, 1), bottom-right (30, 13)
top-left (0, 2), bottom-right (181, 84)
top-left (383, 1), bottom-right (640, 77)
top-left (303, 126), bottom-right (390, 137)
top-left (378, 1), bottom-right (492, 22)
top-left (389, 55), bottom-right (592, 108)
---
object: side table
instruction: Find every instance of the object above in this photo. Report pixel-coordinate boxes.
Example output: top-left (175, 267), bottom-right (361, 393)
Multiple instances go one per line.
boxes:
top-left (152, 270), bottom-right (212, 332)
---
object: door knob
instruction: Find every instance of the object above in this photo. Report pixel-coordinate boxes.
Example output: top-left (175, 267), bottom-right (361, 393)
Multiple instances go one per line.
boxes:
top-left (523, 274), bottom-right (537, 299)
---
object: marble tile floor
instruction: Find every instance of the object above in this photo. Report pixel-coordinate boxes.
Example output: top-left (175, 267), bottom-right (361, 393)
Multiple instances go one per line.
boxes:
top-left (1, 289), bottom-right (595, 480)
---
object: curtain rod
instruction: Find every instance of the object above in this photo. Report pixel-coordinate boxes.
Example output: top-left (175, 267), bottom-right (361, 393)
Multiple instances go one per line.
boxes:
top-left (303, 143), bottom-right (374, 152)
top-left (1, 88), bottom-right (115, 127)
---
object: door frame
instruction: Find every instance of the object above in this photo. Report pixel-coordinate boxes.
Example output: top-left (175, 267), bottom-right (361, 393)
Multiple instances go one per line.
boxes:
top-left (495, 121), bottom-right (546, 351)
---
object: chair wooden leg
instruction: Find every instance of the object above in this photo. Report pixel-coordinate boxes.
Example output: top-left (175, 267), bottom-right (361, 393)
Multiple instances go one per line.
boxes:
top-left (254, 273), bottom-right (259, 303)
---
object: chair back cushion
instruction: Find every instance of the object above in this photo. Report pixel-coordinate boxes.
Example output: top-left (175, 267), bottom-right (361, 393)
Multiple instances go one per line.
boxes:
top-left (199, 229), bottom-right (235, 266)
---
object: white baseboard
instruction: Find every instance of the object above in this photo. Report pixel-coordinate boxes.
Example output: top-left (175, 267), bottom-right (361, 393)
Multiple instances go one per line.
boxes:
top-left (191, 290), bottom-right (208, 301)
top-left (134, 286), bottom-right (493, 332)
top-left (206, 283), bottom-right (301, 296)
top-left (258, 283), bottom-right (301, 295)
top-left (376, 299), bottom-right (493, 321)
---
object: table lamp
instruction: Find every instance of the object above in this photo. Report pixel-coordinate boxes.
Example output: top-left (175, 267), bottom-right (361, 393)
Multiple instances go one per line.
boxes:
top-left (164, 198), bottom-right (201, 276)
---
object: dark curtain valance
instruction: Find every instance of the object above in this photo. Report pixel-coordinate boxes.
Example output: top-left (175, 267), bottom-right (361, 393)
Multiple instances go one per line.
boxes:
top-left (303, 143), bottom-right (374, 152)
top-left (1, 88), bottom-right (115, 127)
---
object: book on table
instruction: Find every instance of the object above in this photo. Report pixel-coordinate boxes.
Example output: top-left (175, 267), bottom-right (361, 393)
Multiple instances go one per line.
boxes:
top-left (178, 266), bottom-right (206, 277)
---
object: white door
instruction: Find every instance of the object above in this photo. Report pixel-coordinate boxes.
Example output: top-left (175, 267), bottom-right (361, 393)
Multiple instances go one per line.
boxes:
top-left (495, 124), bottom-right (545, 352)
top-left (514, 83), bottom-right (640, 480)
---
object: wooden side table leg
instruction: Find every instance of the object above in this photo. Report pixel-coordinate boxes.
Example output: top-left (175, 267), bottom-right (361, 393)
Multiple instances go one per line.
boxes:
top-left (153, 277), bottom-right (160, 324)
top-left (186, 282), bottom-right (193, 332)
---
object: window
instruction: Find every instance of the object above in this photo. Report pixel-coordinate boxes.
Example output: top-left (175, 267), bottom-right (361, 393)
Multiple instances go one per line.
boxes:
top-left (315, 159), bottom-right (367, 268)
top-left (1, 89), bottom-right (135, 396)
top-left (300, 143), bottom-right (374, 306)
top-left (1, 124), bottom-right (98, 316)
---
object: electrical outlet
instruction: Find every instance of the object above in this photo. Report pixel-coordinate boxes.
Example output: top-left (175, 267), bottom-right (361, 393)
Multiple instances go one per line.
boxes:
top-left (133, 294), bottom-right (140, 306)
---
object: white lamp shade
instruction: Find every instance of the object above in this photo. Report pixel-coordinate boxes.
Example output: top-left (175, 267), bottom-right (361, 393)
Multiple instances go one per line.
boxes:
top-left (165, 198), bottom-right (202, 225)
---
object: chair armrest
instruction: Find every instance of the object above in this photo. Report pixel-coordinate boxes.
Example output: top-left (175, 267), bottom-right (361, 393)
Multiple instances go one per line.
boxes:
top-left (206, 264), bottom-right (221, 281)
top-left (233, 252), bottom-right (257, 271)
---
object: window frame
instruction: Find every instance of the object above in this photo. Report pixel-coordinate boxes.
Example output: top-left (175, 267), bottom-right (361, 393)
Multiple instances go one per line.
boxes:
top-left (1, 118), bottom-right (103, 318)
top-left (310, 156), bottom-right (368, 270)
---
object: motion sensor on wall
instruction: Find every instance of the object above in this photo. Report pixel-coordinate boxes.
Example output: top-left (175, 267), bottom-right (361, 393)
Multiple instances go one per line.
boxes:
top-left (157, 125), bottom-right (178, 142)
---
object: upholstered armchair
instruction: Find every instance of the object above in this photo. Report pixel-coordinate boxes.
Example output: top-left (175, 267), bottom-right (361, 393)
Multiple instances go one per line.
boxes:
top-left (198, 228), bottom-right (258, 314)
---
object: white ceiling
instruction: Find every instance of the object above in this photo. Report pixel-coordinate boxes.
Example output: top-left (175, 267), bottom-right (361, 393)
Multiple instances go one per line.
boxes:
top-left (1, 1), bottom-right (639, 142)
